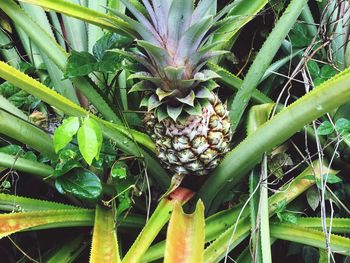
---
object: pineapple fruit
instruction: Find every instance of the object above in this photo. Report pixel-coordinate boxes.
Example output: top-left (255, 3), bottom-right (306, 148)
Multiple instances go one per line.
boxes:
top-left (109, 0), bottom-right (232, 176)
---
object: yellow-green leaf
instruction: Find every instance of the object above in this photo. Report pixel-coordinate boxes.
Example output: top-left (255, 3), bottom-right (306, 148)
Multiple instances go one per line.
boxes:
top-left (0, 209), bottom-right (94, 239)
top-left (90, 205), bottom-right (120, 263)
top-left (53, 117), bottom-right (80, 153)
top-left (78, 121), bottom-right (98, 165)
top-left (164, 200), bottom-right (205, 263)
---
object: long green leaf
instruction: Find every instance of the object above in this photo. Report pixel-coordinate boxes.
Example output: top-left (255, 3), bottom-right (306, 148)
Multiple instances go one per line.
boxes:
top-left (0, 95), bottom-right (28, 120)
top-left (0, 110), bottom-right (57, 159)
top-left (0, 209), bottom-right (94, 239)
top-left (229, 0), bottom-right (308, 131)
top-left (199, 64), bottom-right (350, 211)
top-left (0, 61), bottom-right (155, 152)
top-left (270, 223), bottom-right (350, 256)
top-left (46, 234), bottom-right (87, 263)
top-left (208, 63), bottom-right (272, 104)
top-left (0, 193), bottom-right (78, 212)
top-left (90, 205), bottom-right (120, 263)
top-left (202, 161), bottom-right (335, 262)
top-left (213, 0), bottom-right (268, 50)
top-left (19, 2), bottom-right (80, 103)
top-left (0, 153), bottom-right (53, 178)
top-left (143, 161), bottom-right (334, 262)
top-left (17, 0), bottom-right (133, 35)
top-left (122, 188), bottom-right (194, 263)
top-left (0, 61), bottom-right (171, 188)
top-left (0, 0), bottom-right (121, 123)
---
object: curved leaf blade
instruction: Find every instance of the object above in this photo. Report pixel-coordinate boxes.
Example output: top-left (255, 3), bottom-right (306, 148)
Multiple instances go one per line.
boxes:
top-left (164, 200), bottom-right (205, 263)
top-left (90, 205), bottom-right (120, 263)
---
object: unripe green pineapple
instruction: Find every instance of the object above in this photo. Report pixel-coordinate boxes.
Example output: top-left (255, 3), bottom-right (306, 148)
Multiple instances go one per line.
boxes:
top-left (109, 0), bottom-right (233, 175)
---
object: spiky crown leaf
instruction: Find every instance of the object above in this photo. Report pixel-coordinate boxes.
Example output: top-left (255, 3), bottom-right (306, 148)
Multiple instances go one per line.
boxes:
top-left (107, 0), bottom-right (237, 121)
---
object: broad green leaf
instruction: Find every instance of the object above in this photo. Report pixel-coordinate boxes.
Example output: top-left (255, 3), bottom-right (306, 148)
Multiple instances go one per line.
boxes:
top-left (96, 51), bottom-right (123, 73)
top-left (0, 145), bottom-right (24, 156)
top-left (289, 22), bottom-right (312, 47)
top-left (64, 51), bottom-right (98, 78)
top-left (78, 121), bottom-right (98, 165)
top-left (335, 118), bottom-right (350, 133)
top-left (84, 118), bottom-right (103, 160)
top-left (164, 200), bottom-right (205, 263)
top-left (55, 169), bottom-right (102, 200)
top-left (52, 159), bottom-right (82, 178)
top-left (53, 117), bottom-right (80, 153)
top-left (90, 205), bottom-right (120, 263)
top-left (307, 60), bottom-right (320, 79)
top-left (111, 161), bottom-right (127, 179)
top-left (320, 65), bottom-right (338, 79)
top-left (316, 121), bottom-right (334, 135)
top-left (93, 32), bottom-right (132, 60)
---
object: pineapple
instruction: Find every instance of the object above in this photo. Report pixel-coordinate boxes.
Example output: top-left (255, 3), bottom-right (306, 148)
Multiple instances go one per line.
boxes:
top-left (109, 0), bottom-right (233, 176)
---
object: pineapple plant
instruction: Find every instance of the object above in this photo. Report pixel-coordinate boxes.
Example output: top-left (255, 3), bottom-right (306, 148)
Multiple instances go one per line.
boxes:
top-left (108, 0), bottom-right (233, 176)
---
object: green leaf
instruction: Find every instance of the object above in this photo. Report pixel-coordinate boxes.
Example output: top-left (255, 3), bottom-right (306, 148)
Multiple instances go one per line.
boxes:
top-left (167, 105), bottom-right (183, 122)
top-left (84, 118), bottom-right (103, 160)
top-left (176, 90), bottom-right (195, 106)
top-left (184, 101), bottom-right (202, 116)
top-left (156, 107), bottom-right (168, 122)
top-left (93, 32), bottom-right (132, 60)
top-left (320, 65), bottom-right (338, 79)
top-left (77, 120), bottom-right (99, 165)
top-left (306, 186), bottom-right (320, 211)
top-left (95, 51), bottom-right (123, 73)
top-left (316, 121), bottom-right (334, 135)
top-left (53, 117), bottom-right (80, 153)
top-left (195, 87), bottom-right (213, 99)
top-left (194, 70), bottom-right (220, 82)
top-left (323, 174), bottom-right (342, 184)
top-left (64, 51), bottom-right (98, 78)
top-left (53, 159), bottom-right (82, 178)
top-left (1, 180), bottom-right (11, 189)
top-left (335, 118), bottom-right (350, 133)
top-left (0, 81), bottom-right (19, 97)
top-left (129, 81), bottom-right (151, 93)
top-left (0, 145), bottom-right (24, 155)
top-left (289, 22), bottom-right (311, 47)
top-left (156, 88), bottom-right (176, 101)
top-left (55, 169), bottom-right (102, 200)
top-left (8, 90), bottom-right (40, 110)
top-left (307, 60), bottom-right (320, 79)
top-left (148, 94), bottom-right (163, 111)
top-left (111, 161), bottom-right (127, 179)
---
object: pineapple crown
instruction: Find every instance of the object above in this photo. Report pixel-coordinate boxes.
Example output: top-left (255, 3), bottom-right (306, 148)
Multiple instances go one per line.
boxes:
top-left (107, 0), bottom-right (237, 122)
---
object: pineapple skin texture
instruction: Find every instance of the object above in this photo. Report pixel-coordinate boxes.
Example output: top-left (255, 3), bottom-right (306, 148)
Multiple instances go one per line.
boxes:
top-left (145, 93), bottom-right (231, 176)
